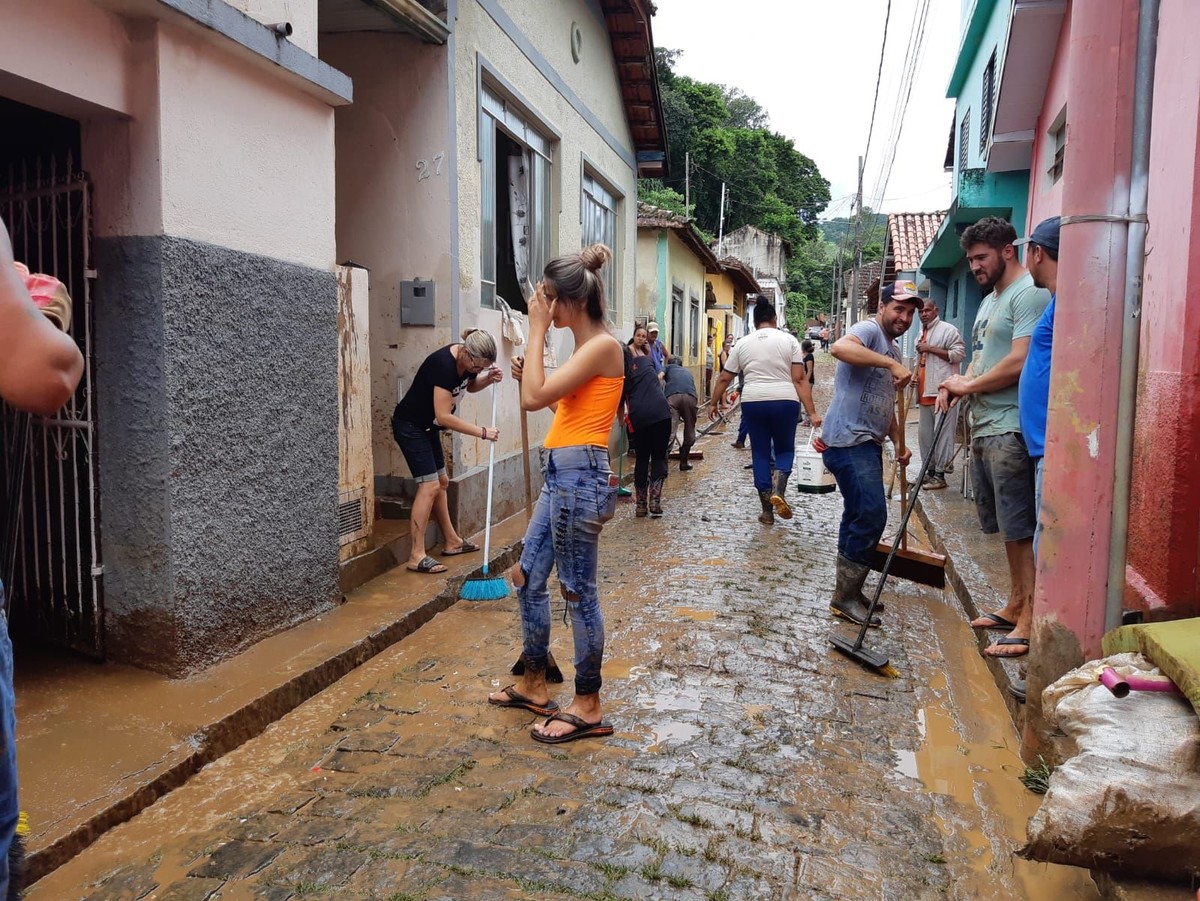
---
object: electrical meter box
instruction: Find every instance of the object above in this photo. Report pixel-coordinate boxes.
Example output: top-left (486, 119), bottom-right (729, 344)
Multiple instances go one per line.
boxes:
top-left (400, 279), bottom-right (435, 326)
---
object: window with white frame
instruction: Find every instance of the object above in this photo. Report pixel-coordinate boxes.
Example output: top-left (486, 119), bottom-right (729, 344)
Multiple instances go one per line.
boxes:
top-left (689, 293), bottom-right (701, 361)
top-left (582, 171), bottom-right (619, 321)
top-left (959, 109), bottom-right (970, 175)
top-left (670, 285), bottom-right (684, 357)
top-left (480, 82), bottom-right (552, 312)
top-left (980, 52), bottom-right (995, 156)
top-left (1047, 106), bottom-right (1067, 184)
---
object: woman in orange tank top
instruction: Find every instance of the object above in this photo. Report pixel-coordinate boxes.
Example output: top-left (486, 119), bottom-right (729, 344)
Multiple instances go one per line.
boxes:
top-left (487, 245), bottom-right (625, 744)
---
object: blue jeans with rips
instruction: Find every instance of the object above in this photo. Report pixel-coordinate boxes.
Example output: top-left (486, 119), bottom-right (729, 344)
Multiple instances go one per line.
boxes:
top-left (822, 441), bottom-right (888, 565)
top-left (742, 400), bottom-right (800, 492)
top-left (517, 446), bottom-right (616, 697)
top-left (0, 587), bottom-right (17, 898)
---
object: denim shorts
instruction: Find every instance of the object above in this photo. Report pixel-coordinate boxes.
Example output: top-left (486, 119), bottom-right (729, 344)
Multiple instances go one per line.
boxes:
top-left (392, 417), bottom-right (446, 482)
top-left (971, 432), bottom-right (1037, 542)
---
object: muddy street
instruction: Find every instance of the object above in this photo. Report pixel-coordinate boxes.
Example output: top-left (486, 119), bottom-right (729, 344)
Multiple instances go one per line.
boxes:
top-left (29, 378), bottom-right (1097, 901)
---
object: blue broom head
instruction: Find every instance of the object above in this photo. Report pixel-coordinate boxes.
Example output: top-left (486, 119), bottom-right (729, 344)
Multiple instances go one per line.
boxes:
top-left (461, 567), bottom-right (509, 601)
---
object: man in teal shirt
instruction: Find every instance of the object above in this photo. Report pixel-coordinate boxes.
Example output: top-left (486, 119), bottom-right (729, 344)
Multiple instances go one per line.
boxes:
top-left (939, 217), bottom-right (1050, 659)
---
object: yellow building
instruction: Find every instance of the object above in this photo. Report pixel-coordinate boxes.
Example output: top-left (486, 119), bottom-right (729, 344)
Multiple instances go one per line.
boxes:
top-left (706, 257), bottom-right (761, 386)
top-left (635, 203), bottom-right (720, 391)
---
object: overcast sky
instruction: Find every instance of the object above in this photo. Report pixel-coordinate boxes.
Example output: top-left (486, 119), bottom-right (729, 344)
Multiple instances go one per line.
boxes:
top-left (650, 0), bottom-right (960, 220)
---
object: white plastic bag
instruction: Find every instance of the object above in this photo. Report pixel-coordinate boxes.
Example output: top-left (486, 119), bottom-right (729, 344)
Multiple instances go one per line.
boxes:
top-left (1021, 653), bottom-right (1200, 881)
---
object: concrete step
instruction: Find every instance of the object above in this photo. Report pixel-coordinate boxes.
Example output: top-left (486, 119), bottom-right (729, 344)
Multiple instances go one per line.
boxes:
top-left (378, 495), bottom-right (411, 520)
top-left (339, 519), bottom-right (416, 595)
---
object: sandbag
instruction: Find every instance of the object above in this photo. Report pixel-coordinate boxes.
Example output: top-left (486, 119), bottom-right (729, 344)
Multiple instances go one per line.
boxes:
top-left (1020, 653), bottom-right (1200, 881)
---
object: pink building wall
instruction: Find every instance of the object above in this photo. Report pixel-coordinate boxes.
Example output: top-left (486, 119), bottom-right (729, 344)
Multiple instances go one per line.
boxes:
top-left (1127, 0), bottom-right (1200, 618)
top-left (1023, 5), bottom-right (1071, 224)
top-left (1027, 0), bottom-right (1138, 754)
top-left (1027, 0), bottom-right (1200, 755)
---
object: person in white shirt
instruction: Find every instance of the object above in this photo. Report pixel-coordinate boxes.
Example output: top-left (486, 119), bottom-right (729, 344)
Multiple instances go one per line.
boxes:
top-left (709, 297), bottom-right (821, 524)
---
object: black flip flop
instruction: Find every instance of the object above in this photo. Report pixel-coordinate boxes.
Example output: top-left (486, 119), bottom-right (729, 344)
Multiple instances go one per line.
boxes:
top-left (407, 555), bottom-right (447, 574)
top-left (488, 684), bottom-right (559, 716)
top-left (441, 541), bottom-right (480, 556)
top-left (984, 635), bottom-right (1029, 658)
top-left (972, 612), bottom-right (1016, 631)
top-left (531, 711), bottom-right (614, 744)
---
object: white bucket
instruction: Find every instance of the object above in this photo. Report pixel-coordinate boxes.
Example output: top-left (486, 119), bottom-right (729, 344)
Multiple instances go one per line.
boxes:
top-left (795, 428), bottom-right (836, 494)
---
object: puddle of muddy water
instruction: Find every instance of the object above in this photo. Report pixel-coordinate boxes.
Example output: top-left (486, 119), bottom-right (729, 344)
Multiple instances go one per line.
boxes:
top-left (907, 593), bottom-right (1101, 901)
top-left (672, 606), bottom-right (715, 622)
top-left (646, 720), bottom-right (704, 752)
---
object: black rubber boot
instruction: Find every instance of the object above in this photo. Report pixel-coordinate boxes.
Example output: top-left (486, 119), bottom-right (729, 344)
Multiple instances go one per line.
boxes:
top-left (679, 444), bottom-right (693, 471)
top-left (757, 489), bottom-right (774, 525)
top-left (649, 478), bottom-right (664, 517)
top-left (830, 555), bottom-right (882, 627)
top-left (635, 486), bottom-right (648, 518)
top-left (769, 470), bottom-right (793, 519)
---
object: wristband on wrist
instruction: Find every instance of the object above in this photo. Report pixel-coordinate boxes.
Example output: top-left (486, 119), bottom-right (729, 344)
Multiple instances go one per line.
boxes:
top-left (480, 426), bottom-right (485, 439)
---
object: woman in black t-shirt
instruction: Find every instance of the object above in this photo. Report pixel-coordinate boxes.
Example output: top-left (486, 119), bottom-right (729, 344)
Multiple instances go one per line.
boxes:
top-left (622, 327), bottom-right (672, 518)
top-left (800, 339), bottom-right (816, 426)
top-left (392, 328), bottom-right (502, 574)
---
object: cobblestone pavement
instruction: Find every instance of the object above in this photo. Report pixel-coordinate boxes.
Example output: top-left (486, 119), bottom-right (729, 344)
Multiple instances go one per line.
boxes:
top-left (30, 363), bottom-right (1097, 901)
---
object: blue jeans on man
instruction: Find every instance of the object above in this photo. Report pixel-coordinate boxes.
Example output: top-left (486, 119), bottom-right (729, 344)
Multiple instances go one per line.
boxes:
top-left (822, 441), bottom-right (888, 565)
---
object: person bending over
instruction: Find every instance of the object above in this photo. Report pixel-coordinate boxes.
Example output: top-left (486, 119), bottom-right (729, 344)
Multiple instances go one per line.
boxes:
top-left (391, 328), bottom-right (502, 574)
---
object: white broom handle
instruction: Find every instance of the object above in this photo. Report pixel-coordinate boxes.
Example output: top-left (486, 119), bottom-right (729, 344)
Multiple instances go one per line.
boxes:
top-left (483, 382), bottom-right (498, 563)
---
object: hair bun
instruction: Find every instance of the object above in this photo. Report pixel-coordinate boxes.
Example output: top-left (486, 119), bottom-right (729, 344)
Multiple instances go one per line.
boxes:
top-left (579, 243), bottom-right (612, 272)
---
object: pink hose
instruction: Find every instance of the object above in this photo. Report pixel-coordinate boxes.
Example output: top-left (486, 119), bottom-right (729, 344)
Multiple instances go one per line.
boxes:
top-left (1099, 666), bottom-right (1179, 698)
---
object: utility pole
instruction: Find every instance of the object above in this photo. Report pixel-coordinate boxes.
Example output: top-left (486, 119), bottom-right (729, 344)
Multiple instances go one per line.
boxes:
top-left (832, 249), bottom-right (841, 337)
top-left (717, 181), bottom-right (727, 257)
top-left (684, 152), bottom-right (691, 218)
top-left (848, 155), bottom-right (864, 328)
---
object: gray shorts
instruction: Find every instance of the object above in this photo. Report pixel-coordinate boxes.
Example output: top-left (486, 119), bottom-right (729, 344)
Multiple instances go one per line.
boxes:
top-left (971, 432), bottom-right (1036, 542)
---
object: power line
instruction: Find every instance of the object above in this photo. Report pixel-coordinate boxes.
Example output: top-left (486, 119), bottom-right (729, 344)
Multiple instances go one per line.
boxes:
top-left (862, 0), bottom-right (935, 256)
top-left (861, 0), bottom-right (895, 176)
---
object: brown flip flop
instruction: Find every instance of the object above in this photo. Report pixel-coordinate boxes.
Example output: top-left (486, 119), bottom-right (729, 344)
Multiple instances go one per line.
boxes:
top-left (531, 711), bottom-right (614, 744)
top-left (488, 684), bottom-right (559, 717)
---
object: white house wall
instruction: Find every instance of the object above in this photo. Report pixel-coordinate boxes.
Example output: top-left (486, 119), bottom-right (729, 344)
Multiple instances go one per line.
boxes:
top-left (156, 23), bottom-right (336, 269)
top-left (322, 31), bottom-right (458, 486)
top-left (1, 0), bottom-right (345, 672)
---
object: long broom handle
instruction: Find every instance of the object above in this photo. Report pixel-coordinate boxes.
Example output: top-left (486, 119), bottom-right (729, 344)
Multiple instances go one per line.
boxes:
top-left (897, 386), bottom-right (909, 551)
top-left (519, 408), bottom-right (532, 515)
top-left (482, 384), bottom-right (498, 574)
top-left (851, 410), bottom-right (949, 652)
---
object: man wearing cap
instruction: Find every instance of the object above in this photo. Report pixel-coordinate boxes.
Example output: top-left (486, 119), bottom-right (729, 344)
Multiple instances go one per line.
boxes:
top-left (817, 280), bottom-right (922, 627)
top-left (915, 299), bottom-right (965, 489)
top-left (646, 321), bottom-right (667, 373)
top-left (938, 216), bottom-right (1050, 658)
top-left (1016, 217), bottom-right (1060, 556)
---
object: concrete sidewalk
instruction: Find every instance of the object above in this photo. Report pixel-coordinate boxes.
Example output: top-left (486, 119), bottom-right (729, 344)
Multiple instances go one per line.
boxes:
top-left (15, 513), bottom-right (528, 884)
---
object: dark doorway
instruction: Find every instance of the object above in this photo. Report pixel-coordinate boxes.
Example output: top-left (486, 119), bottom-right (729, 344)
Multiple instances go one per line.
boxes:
top-left (0, 96), bottom-right (103, 658)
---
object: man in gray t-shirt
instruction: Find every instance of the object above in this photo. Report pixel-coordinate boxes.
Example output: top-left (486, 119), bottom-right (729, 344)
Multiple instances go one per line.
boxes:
top-left (818, 281), bottom-right (921, 627)
top-left (938, 216), bottom-right (1050, 661)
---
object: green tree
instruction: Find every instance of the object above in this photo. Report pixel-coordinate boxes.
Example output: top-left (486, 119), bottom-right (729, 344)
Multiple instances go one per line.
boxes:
top-left (649, 49), bottom-right (831, 251)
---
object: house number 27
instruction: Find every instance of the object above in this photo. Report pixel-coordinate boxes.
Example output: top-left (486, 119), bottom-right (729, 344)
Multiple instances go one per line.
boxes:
top-left (416, 153), bottom-right (445, 181)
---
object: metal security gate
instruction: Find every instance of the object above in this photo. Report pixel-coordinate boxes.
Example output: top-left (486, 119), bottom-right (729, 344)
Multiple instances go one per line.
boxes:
top-left (0, 156), bottom-right (103, 657)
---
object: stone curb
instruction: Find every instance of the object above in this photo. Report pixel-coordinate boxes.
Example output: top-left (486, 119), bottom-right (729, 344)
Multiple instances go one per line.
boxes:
top-left (26, 540), bottom-right (524, 886)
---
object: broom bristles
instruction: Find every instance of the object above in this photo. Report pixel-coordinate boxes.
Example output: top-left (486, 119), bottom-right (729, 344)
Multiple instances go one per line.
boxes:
top-left (461, 573), bottom-right (509, 601)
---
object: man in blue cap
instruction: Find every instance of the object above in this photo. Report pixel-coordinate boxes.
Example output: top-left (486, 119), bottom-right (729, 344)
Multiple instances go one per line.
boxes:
top-left (1015, 217), bottom-right (1059, 559)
